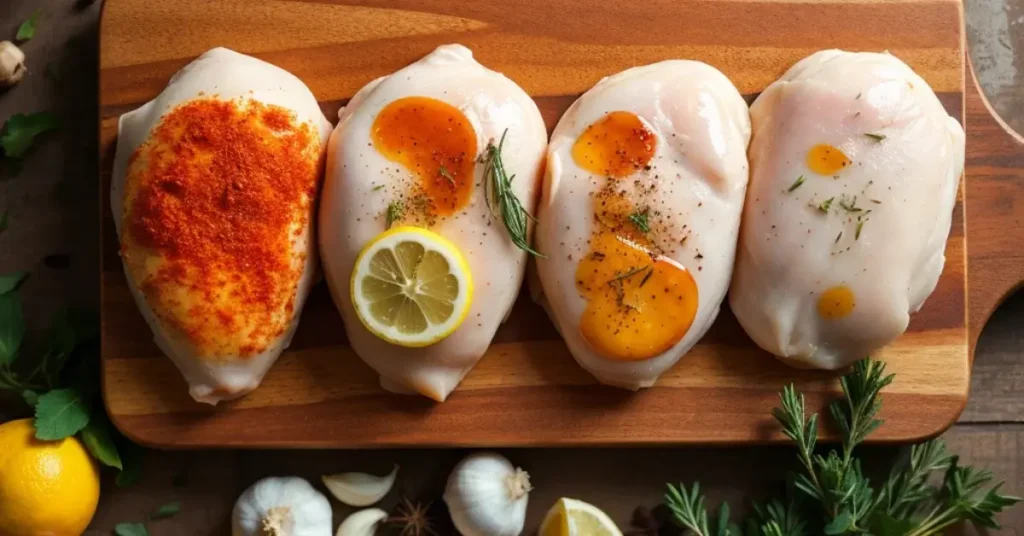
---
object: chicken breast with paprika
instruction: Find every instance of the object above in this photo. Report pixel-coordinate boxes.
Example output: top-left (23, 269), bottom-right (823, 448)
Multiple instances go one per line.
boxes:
top-left (111, 48), bottom-right (332, 404)
top-left (730, 50), bottom-right (965, 370)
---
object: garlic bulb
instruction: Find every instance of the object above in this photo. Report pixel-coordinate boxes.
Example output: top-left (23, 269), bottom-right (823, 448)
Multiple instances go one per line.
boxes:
top-left (444, 452), bottom-right (531, 536)
top-left (232, 476), bottom-right (333, 536)
top-left (322, 465), bottom-right (398, 506)
top-left (335, 508), bottom-right (387, 536)
top-left (0, 41), bottom-right (26, 87)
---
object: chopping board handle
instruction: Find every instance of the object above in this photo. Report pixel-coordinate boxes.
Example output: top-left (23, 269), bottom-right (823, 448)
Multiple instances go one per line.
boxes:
top-left (965, 58), bottom-right (1024, 357)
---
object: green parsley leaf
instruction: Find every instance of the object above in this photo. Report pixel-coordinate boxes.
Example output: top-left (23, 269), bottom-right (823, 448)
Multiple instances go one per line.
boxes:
top-left (1, 112), bottom-right (60, 159)
top-left (16, 10), bottom-right (42, 41)
top-left (0, 271), bottom-right (27, 295)
top-left (150, 501), bottom-right (182, 520)
top-left (33, 387), bottom-right (91, 440)
top-left (80, 415), bottom-right (123, 470)
top-left (0, 291), bottom-right (25, 367)
top-left (114, 522), bottom-right (149, 536)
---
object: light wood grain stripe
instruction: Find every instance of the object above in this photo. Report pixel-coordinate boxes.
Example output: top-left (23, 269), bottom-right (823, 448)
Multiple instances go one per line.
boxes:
top-left (104, 328), bottom-right (966, 417)
top-left (110, 389), bottom-right (965, 448)
top-left (101, 1), bottom-right (488, 68)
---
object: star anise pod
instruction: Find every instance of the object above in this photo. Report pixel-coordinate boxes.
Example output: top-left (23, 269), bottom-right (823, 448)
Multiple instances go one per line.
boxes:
top-left (389, 497), bottom-right (437, 536)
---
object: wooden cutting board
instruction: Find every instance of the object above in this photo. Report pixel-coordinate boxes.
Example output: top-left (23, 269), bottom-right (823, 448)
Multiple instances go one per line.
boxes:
top-left (99, 0), bottom-right (1024, 448)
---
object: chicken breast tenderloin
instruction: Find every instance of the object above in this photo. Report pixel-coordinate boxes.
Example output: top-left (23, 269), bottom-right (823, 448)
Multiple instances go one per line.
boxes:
top-left (533, 61), bottom-right (751, 389)
top-left (111, 48), bottom-right (332, 404)
top-left (319, 44), bottom-right (547, 401)
top-left (730, 50), bottom-right (965, 370)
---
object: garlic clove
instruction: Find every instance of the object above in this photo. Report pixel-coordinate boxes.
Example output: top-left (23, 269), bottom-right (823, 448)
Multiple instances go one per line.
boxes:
top-left (336, 508), bottom-right (388, 536)
top-left (232, 476), bottom-right (333, 536)
top-left (322, 465), bottom-right (398, 506)
top-left (444, 452), bottom-right (530, 536)
top-left (0, 41), bottom-right (27, 87)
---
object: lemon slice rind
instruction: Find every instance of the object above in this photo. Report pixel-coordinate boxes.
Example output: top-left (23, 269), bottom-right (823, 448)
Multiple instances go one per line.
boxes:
top-left (540, 497), bottom-right (623, 536)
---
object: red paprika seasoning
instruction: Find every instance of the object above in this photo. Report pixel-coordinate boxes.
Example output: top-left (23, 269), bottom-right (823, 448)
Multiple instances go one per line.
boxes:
top-left (121, 98), bottom-right (321, 358)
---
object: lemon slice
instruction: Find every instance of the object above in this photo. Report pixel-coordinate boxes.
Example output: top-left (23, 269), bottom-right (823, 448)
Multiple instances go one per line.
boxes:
top-left (540, 498), bottom-right (623, 536)
top-left (350, 226), bottom-right (473, 347)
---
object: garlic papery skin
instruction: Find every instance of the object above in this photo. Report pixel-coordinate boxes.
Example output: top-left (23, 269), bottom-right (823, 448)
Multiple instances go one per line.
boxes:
top-left (322, 465), bottom-right (398, 507)
top-left (444, 452), bottom-right (531, 536)
top-left (336, 508), bottom-right (387, 536)
top-left (0, 41), bottom-right (26, 87)
top-left (232, 476), bottom-right (333, 536)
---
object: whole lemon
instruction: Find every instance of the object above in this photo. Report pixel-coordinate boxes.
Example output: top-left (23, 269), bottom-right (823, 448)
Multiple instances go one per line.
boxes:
top-left (0, 419), bottom-right (100, 536)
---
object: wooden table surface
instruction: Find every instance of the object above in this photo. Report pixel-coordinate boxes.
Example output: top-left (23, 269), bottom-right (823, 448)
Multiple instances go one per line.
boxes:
top-left (0, 1), bottom-right (1021, 534)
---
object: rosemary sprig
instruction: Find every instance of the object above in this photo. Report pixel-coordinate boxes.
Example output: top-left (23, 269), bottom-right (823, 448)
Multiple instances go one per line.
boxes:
top-left (787, 176), bottom-right (806, 193)
top-left (608, 265), bottom-right (651, 285)
top-left (628, 209), bottom-right (651, 234)
top-left (666, 483), bottom-right (740, 536)
top-left (839, 196), bottom-right (863, 213)
top-left (864, 133), bottom-right (886, 143)
top-left (481, 130), bottom-right (543, 257)
top-left (639, 268), bottom-right (654, 288)
top-left (663, 358), bottom-right (1020, 535)
top-left (816, 197), bottom-right (835, 214)
top-left (855, 221), bottom-right (864, 240)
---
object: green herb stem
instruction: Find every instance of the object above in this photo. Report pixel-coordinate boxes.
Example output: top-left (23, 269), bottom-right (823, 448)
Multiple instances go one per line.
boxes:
top-left (628, 209), bottom-right (651, 234)
top-left (482, 130), bottom-right (543, 257)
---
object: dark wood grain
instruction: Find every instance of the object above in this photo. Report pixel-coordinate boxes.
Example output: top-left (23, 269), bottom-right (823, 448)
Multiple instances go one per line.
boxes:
top-left (83, 424), bottom-right (1024, 534)
top-left (97, 0), bottom-right (997, 447)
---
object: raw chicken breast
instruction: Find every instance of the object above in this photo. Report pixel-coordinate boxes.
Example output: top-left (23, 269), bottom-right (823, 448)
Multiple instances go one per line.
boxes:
top-left (533, 61), bottom-right (751, 389)
top-left (111, 48), bottom-right (332, 404)
top-left (319, 44), bottom-right (547, 401)
top-left (730, 50), bottom-right (965, 370)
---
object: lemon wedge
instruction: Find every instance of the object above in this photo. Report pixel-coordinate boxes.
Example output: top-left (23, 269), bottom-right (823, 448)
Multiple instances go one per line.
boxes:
top-left (350, 226), bottom-right (473, 347)
top-left (540, 498), bottom-right (623, 536)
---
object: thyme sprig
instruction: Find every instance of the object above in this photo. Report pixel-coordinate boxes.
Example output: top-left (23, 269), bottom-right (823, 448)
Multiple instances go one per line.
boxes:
top-left (628, 209), bottom-right (651, 234)
top-left (608, 265), bottom-right (651, 285)
top-left (664, 358), bottom-right (1021, 536)
top-left (481, 130), bottom-right (542, 257)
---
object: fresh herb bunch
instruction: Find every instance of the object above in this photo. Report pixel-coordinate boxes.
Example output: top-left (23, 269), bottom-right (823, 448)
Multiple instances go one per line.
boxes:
top-left (665, 358), bottom-right (1021, 536)
top-left (0, 275), bottom-right (140, 485)
top-left (480, 129), bottom-right (543, 257)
